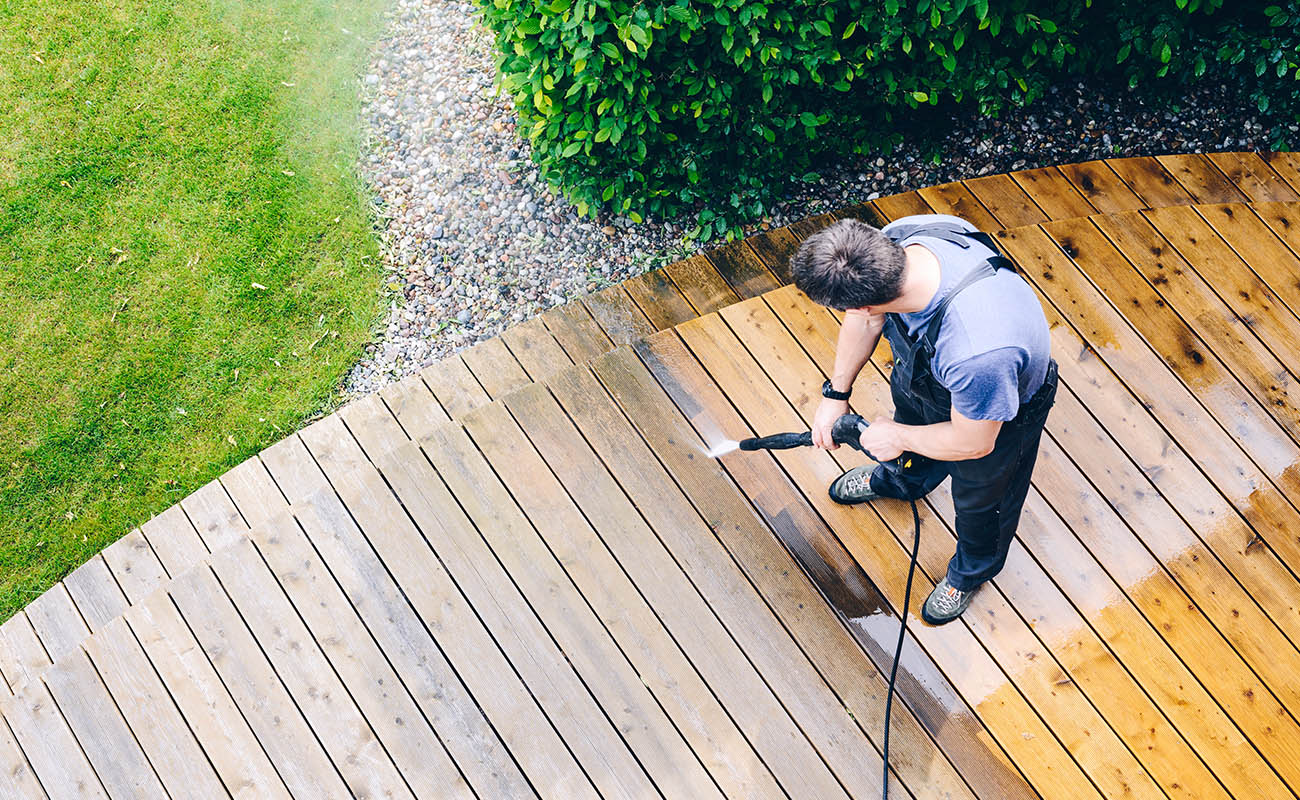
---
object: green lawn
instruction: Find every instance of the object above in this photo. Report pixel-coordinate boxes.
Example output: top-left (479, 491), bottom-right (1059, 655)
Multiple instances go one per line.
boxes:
top-left (0, 0), bottom-right (390, 620)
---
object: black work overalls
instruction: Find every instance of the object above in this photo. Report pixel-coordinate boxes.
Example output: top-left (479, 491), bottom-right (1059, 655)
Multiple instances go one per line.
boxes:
top-left (866, 223), bottom-right (1059, 592)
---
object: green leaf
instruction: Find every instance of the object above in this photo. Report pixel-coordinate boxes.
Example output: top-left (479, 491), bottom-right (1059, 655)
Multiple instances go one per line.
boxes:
top-left (561, 141), bottom-right (582, 157)
top-left (912, 90), bottom-right (929, 102)
top-left (762, 84), bottom-right (773, 103)
top-left (548, 0), bottom-right (571, 12)
top-left (1040, 19), bottom-right (1057, 34)
top-left (843, 20), bottom-right (858, 39)
top-left (902, 35), bottom-right (912, 54)
top-left (667, 5), bottom-right (692, 23)
top-left (813, 19), bottom-right (831, 36)
top-left (930, 6), bottom-right (941, 27)
top-left (517, 18), bottom-right (541, 34)
top-left (628, 211), bottom-right (642, 223)
top-left (800, 111), bottom-right (818, 126)
top-left (594, 126), bottom-right (611, 142)
top-left (1160, 43), bottom-right (1172, 64)
top-left (1116, 43), bottom-right (1131, 64)
top-left (953, 30), bottom-right (966, 51)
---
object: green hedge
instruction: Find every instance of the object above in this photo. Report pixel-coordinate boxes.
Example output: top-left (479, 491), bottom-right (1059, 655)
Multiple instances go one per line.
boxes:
top-left (476, 0), bottom-right (1297, 242)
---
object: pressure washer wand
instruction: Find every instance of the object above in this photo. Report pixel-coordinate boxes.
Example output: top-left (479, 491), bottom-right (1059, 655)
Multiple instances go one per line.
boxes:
top-left (737, 413), bottom-right (926, 475)
top-left (736, 411), bottom-right (920, 800)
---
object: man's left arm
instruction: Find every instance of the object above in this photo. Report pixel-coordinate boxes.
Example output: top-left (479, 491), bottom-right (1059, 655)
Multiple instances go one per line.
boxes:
top-left (858, 347), bottom-right (1022, 462)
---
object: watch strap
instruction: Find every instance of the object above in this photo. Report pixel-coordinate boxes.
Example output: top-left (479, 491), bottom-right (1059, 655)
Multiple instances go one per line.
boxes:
top-left (822, 379), bottom-right (851, 401)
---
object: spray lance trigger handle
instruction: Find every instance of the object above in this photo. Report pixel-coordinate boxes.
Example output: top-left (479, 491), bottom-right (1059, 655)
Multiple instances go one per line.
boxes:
top-left (829, 413), bottom-right (923, 475)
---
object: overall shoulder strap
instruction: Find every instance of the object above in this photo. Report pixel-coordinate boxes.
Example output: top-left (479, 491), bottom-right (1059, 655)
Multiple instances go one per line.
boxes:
top-left (921, 261), bottom-right (998, 348)
top-left (885, 222), bottom-right (1015, 272)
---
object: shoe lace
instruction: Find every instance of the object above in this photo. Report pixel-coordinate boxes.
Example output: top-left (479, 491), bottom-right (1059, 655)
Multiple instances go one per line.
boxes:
top-left (933, 583), bottom-right (967, 613)
top-left (842, 469), bottom-right (871, 496)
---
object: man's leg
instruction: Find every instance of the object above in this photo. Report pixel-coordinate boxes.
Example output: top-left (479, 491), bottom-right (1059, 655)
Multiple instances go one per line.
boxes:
top-left (945, 377), bottom-right (1057, 591)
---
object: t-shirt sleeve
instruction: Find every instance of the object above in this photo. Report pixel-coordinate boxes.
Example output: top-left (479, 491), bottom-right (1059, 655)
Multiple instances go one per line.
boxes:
top-left (939, 346), bottom-right (1025, 422)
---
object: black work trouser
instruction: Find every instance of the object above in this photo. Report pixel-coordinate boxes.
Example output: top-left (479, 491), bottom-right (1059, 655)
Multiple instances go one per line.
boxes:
top-left (868, 361), bottom-right (1058, 592)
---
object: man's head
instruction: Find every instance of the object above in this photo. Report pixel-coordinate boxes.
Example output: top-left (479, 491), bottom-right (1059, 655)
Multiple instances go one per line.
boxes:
top-left (790, 219), bottom-right (906, 311)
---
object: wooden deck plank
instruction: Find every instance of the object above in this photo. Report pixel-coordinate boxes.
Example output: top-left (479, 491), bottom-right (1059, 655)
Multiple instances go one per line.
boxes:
top-left (768, 286), bottom-right (1247, 800)
top-left (179, 478), bottom-right (247, 552)
top-left (218, 455), bottom-right (286, 528)
top-left (367, 444), bottom-right (659, 800)
top-left (82, 617), bottom-right (228, 800)
top-left (23, 583), bottom-right (88, 663)
top-left (0, 716), bottom-right (44, 799)
top-left (100, 529), bottom-right (167, 603)
top-left (717, 298), bottom-right (1164, 800)
top-left (672, 315), bottom-right (1098, 799)
top-left (167, 564), bottom-right (354, 799)
top-left (1057, 161), bottom-right (1148, 214)
top-left (1207, 152), bottom-right (1300, 201)
top-left (665, 254), bottom-right (742, 315)
top-left (704, 238), bottom-right (783, 299)
top-left (829, 201), bottom-right (889, 227)
top-left (500, 315), bottom-right (573, 381)
top-left (245, 506), bottom-right (474, 799)
top-left (999, 224), bottom-right (1300, 793)
top-left (139, 502), bottom-right (207, 577)
top-left (0, 614), bottom-right (49, 691)
top-left (43, 648), bottom-right (168, 798)
top-left (1089, 210), bottom-right (1300, 636)
top-left (1263, 152), bottom-right (1300, 193)
top-left (1251, 201), bottom-right (1300, 261)
top-left (291, 418), bottom-right (583, 800)
top-left (916, 183), bottom-right (1001, 231)
top-left (1157, 153), bottom-right (1250, 204)
top-left (207, 537), bottom-right (416, 800)
top-left (872, 191), bottom-right (934, 222)
top-left (418, 354), bottom-right (490, 419)
top-left (1009, 167), bottom-right (1097, 220)
top-left (378, 373), bottom-right (450, 439)
top-left (460, 336), bottom-right (531, 399)
top-left (540, 301), bottom-right (614, 363)
top-left (2, 680), bottom-right (106, 799)
top-left (420, 418), bottom-right (727, 800)
top-left (1192, 203), bottom-right (1300, 326)
top-left (462, 400), bottom-right (781, 799)
top-left (745, 228), bottom-right (802, 283)
top-left (961, 175), bottom-right (1049, 228)
top-left (620, 270), bottom-right (698, 331)
top-left (582, 284), bottom-right (658, 345)
top-left (504, 381), bottom-right (868, 799)
top-left (253, 445), bottom-right (532, 800)
top-left (62, 555), bottom-right (126, 633)
top-left (545, 361), bottom-right (967, 799)
top-left (1106, 157), bottom-right (1195, 208)
top-left (609, 339), bottom-right (1033, 800)
top-left (590, 345), bottom-right (989, 799)
top-left (127, 588), bottom-right (293, 800)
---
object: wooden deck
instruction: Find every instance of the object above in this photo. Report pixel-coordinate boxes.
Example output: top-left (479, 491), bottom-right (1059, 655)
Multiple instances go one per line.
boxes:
top-left (4, 152), bottom-right (1300, 799)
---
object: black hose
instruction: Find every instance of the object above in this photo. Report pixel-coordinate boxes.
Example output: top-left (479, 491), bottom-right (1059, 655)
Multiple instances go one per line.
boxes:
top-left (883, 498), bottom-right (921, 800)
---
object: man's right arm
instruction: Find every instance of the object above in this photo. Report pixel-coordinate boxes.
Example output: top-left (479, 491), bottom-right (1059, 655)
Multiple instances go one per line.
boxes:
top-left (812, 309), bottom-right (886, 448)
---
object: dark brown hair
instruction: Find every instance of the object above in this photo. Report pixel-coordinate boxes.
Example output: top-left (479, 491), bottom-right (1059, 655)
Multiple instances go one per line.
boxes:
top-left (789, 219), bottom-right (906, 310)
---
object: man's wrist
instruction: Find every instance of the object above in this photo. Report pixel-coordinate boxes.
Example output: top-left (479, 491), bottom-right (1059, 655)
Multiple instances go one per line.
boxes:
top-left (822, 378), bottom-right (852, 401)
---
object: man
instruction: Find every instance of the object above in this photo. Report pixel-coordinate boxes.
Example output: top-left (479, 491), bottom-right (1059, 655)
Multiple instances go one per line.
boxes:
top-left (790, 214), bottom-right (1057, 625)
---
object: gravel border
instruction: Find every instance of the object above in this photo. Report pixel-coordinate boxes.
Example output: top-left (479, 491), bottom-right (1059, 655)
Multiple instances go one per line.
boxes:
top-left (346, 0), bottom-right (1294, 397)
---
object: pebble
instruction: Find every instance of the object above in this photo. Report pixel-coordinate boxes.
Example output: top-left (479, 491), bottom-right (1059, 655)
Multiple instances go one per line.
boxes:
top-left (343, 0), bottom-right (1278, 397)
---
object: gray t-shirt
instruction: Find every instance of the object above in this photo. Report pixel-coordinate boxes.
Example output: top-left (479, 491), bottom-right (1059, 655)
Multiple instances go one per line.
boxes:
top-left (881, 214), bottom-right (1051, 422)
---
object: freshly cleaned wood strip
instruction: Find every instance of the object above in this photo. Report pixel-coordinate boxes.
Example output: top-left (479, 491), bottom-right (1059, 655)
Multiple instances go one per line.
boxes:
top-left (1106, 156), bottom-right (1195, 208)
top-left (460, 336), bottom-right (532, 399)
top-left (2, 679), bottom-right (106, 799)
top-left (23, 583), bottom-right (88, 663)
top-left (582, 284), bottom-right (657, 345)
top-left (703, 238), bottom-right (782, 299)
top-left (180, 478), bottom-right (247, 552)
top-left (419, 354), bottom-right (490, 419)
top-left (378, 373), bottom-right (451, 438)
top-left (916, 182), bottom-right (1000, 230)
top-left (82, 616), bottom-right (228, 800)
top-left (101, 529), bottom-right (167, 603)
top-left (127, 587), bottom-right (292, 799)
top-left (206, 537), bottom-right (415, 800)
top-left (505, 381), bottom-right (860, 799)
top-left (620, 270), bottom-right (698, 330)
top-left (1156, 153), bottom-right (1249, 203)
top-left (139, 502), bottom-right (207, 577)
top-left (1009, 166), bottom-right (1097, 220)
top-left (1262, 152), bottom-right (1300, 193)
top-left (665, 255), bottom-right (743, 315)
top-left (540, 301), bottom-right (614, 362)
top-left (1057, 160), bottom-right (1147, 214)
top-left (962, 174), bottom-right (1049, 228)
top-left (43, 648), bottom-right (168, 798)
top-left (61, 555), bottom-right (127, 634)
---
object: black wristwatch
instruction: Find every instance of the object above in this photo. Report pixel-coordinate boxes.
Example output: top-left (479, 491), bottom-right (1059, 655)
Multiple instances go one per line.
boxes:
top-left (821, 379), bottom-right (852, 401)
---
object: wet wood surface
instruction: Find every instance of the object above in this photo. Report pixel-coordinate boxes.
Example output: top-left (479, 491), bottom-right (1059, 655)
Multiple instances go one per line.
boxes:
top-left (7, 153), bottom-right (1300, 799)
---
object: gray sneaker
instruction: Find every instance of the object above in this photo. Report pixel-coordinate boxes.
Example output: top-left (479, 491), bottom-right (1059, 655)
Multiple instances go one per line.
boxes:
top-left (922, 577), bottom-right (975, 625)
top-left (828, 465), bottom-right (879, 505)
